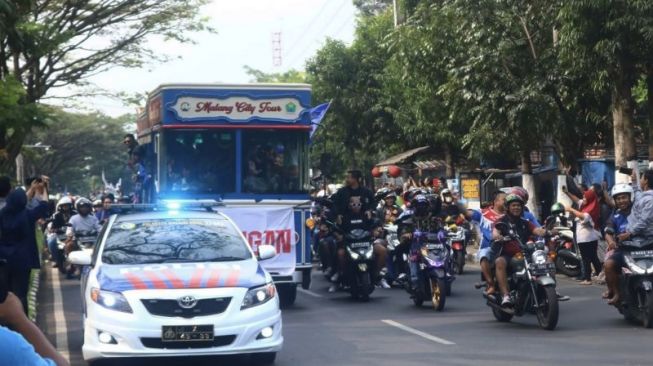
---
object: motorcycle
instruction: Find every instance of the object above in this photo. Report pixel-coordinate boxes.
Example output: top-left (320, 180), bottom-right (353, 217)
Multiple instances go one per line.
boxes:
top-left (342, 227), bottom-right (376, 301)
top-left (477, 222), bottom-right (559, 330)
top-left (606, 229), bottom-right (653, 328)
top-left (446, 223), bottom-right (467, 275)
top-left (545, 215), bottom-right (581, 278)
top-left (407, 228), bottom-right (454, 311)
top-left (65, 230), bottom-right (98, 279)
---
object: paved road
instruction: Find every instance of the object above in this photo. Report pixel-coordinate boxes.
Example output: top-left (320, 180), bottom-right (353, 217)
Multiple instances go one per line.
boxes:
top-left (38, 264), bottom-right (653, 366)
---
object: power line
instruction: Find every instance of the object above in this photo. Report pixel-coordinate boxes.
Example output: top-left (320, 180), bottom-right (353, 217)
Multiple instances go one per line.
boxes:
top-left (282, 0), bottom-right (332, 63)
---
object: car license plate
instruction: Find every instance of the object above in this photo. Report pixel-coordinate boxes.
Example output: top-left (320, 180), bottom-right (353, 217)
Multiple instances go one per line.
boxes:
top-left (631, 250), bottom-right (653, 259)
top-left (162, 325), bottom-right (213, 342)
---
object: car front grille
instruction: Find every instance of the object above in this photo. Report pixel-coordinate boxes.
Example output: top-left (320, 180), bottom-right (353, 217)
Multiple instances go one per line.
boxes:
top-left (141, 297), bottom-right (231, 318)
top-left (140, 335), bottom-right (236, 349)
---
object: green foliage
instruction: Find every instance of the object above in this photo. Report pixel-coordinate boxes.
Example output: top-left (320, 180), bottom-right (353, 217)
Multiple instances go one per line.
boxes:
top-left (0, 0), bottom-right (214, 169)
top-left (244, 66), bottom-right (306, 83)
top-left (22, 109), bottom-right (133, 194)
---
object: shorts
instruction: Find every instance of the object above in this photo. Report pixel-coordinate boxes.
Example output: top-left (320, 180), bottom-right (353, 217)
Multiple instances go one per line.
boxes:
top-left (478, 247), bottom-right (494, 262)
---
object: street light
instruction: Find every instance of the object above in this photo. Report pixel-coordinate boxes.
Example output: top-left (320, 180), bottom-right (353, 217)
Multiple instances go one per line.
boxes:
top-left (16, 142), bottom-right (51, 185)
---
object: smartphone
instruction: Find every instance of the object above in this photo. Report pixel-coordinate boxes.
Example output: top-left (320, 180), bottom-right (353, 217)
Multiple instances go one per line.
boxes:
top-left (619, 166), bottom-right (633, 175)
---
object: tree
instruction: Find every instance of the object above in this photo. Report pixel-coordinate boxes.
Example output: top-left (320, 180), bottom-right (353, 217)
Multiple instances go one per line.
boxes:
top-left (22, 109), bottom-right (133, 194)
top-left (559, 1), bottom-right (653, 179)
top-left (243, 66), bottom-right (306, 83)
top-left (0, 0), bottom-right (213, 171)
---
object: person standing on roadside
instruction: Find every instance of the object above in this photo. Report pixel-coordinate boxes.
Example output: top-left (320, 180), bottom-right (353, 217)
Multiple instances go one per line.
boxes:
top-left (0, 180), bottom-right (49, 313)
top-left (565, 186), bottom-right (603, 286)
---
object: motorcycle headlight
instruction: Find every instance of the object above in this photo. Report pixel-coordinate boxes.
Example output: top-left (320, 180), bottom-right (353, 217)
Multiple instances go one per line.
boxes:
top-left (365, 247), bottom-right (374, 259)
top-left (532, 250), bottom-right (547, 265)
top-left (90, 288), bottom-right (133, 313)
top-left (625, 255), bottom-right (647, 275)
top-left (347, 247), bottom-right (360, 260)
top-left (241, 283), bottom-right (276, 310)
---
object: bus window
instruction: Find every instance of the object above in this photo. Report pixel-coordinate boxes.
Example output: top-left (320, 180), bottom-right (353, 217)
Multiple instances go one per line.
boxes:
top-left (163, 131), bottom-right (236, 194)
top-left (242, 130), bottom-right (307, 194)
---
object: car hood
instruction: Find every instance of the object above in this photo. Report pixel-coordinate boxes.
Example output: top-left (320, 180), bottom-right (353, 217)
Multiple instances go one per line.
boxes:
top-left (97, 260), bottom-right (268, 293)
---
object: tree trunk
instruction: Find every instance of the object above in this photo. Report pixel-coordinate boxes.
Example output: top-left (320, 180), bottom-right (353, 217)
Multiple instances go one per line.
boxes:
top-left (647, 71), bottom-right (653, 162)
top-left (444, 144), bottom-right (454, 178)
top-left (613, 71), bottom-right (638, 183)
top-left (521, 150), bottom-right (540, 220)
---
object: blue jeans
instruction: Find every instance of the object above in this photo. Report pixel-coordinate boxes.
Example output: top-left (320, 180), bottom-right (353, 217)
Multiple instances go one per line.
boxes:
top-left (48, 236), bottom-right (59, 263)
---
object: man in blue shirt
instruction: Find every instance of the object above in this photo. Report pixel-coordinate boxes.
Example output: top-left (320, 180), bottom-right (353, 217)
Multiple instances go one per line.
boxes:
top-left (0, 291), bottom-right (68, 365)
top-left (603, 183), bottom-right (634, 305)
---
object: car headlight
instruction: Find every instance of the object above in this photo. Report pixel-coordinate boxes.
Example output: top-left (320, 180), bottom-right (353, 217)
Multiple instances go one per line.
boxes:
top-left (90, 288), bottom-right (133, 313)
top-left (241, 283), bottom-right (276, 310)
top-left (625, 256), bottom-right (647, 275)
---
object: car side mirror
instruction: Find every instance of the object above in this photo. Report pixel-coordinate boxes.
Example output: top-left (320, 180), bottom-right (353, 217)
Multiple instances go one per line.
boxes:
top-left (258, 245), bottom-right (277, 261)
top-left (68, 251), bottom-right (92, 266)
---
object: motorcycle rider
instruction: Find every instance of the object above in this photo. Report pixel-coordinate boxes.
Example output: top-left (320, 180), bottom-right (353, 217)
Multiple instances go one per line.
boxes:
top-left (603, 183), bottom-right (634, 305)
top-left (621, 169), bottom-right (653, 246)
top-left (403, 194), bottom-right (443, 292)
top-left (377, 190), bottom-right (402, 224)
top-left (47, 197), bottom-right (76, 268)
top-left (492, 194), bottom-right (551, 306)
top-left (65, 198), bottom-right (102, 277)
top-left (479, 191), bottom-right (507, 295)
top-left (547, 202), bottom-right (569, 228)
top-left (333, 194), bottom-right (388, 292)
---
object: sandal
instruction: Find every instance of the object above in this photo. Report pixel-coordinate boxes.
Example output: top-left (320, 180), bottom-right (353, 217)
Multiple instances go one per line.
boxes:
top-left (579, 280), bottom-right (592, 285)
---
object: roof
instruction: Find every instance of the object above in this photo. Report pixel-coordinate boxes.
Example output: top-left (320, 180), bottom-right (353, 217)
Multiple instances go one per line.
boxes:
top-left (413, 160), bottom-right (447, 170)
top-left (149, 83), bottom-right (311, 97)
top-left (376, 146), bottom-right (430, 167)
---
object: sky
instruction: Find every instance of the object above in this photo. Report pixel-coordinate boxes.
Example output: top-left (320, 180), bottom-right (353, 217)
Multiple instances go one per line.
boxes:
top-left (48, 0), bottom-right (358, 117)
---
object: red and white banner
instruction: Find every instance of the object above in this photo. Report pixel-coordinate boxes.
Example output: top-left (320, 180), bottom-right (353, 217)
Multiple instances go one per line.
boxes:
top-left (219, 206), bottom-right (296, 276)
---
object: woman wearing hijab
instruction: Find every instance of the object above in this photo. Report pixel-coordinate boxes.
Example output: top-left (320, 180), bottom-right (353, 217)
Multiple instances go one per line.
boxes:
top-left (565, 186), bottom-right (603, 285)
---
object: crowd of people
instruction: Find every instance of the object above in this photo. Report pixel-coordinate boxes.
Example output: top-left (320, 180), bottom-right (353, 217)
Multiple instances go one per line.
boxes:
top-left (311, 168), bottom-right (653, 308)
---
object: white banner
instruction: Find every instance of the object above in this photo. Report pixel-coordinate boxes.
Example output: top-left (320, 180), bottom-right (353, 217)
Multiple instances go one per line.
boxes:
top-left (219, 206), bottom-right (296, 276)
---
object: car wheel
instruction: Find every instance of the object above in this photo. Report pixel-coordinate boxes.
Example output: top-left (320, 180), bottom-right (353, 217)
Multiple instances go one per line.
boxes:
top-left (251, 352), bottom-right (277, 365)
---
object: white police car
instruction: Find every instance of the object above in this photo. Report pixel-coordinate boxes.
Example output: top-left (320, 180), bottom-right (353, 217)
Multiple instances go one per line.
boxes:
top-left (69, 203), bottom-right (282, 364)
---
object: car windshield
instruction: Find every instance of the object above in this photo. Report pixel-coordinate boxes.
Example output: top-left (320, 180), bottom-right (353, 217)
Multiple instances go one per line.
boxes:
top-left (101, 218), bottom-right (252, 265)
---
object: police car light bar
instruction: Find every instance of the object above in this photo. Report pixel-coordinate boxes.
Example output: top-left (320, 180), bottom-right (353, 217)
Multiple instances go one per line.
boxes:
top-left (110, 200), bottom-right (224, 213)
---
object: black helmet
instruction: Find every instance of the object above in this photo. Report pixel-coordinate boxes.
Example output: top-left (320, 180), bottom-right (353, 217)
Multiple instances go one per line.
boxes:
top-left (411, 194), bottom-right (430, 217)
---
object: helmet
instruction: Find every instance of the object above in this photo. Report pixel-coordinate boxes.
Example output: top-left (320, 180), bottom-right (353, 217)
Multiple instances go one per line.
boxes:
top-left (504, 193), bottom-right (524, 207)
top-left (411, 194), bottom-right (430, 217)
top-left (509, 186), bottom-right (529, 204)
top-left (550, 202), bottom-right (565, 216)
top-left (611, 183), bottom-right (634, 198)
top-left (57, 196), bottom-right (73, 207)
top-left (76, 197), bottom-right (92, 211)
top-left (440, 188), bottom-right (453, 204)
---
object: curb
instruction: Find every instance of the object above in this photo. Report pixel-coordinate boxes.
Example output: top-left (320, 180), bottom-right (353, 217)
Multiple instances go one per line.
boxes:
top-left (28, 268), bottom-right (41, 322)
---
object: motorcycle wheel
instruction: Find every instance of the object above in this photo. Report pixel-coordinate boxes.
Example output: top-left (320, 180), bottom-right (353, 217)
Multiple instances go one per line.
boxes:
top-left (358, 272), bottom-right (371, 302)
top-left (430, 278), bottom-right (446, 311)
top-left (555, 256), bottom-right (581, 278)
top-left (455, 252), bottom-right (465, 275)
top-left (642, 291), bottom-right (653, 328)
top-left (492, 307), bottom-right (513, 322)
top-left (535, 286), bottom-right (559, 330)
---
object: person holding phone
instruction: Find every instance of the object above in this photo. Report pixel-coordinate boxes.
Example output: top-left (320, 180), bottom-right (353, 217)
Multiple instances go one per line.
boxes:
top-left (0, 284), bottom-right (69, 366)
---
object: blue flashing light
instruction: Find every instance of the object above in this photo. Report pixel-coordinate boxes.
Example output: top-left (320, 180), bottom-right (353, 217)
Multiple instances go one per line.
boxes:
top-left (165, 201), bottom-right (182, 210)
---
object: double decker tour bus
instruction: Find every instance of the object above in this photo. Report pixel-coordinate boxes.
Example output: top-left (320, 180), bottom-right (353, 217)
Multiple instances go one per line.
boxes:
top-left (135, 84), bottom-right (314, 306)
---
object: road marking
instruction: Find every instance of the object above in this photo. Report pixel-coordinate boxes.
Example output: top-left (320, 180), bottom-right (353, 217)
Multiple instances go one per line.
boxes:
top-left (381, 319), bottom-right (455, 345)
top-left (297, 288), bottom-right (324, 298)
top-left (51, 269), bottom-right (70, 361)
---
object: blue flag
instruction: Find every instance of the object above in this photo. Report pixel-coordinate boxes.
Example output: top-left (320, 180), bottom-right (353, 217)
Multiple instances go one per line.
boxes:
top-left (309, 102), bottom-right (331, 139)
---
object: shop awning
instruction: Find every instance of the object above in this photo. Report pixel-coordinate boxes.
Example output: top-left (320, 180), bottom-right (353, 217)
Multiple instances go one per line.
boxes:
top-left (413, 160), bottom-right (447, 170)
top-left (376, 146), bottom-right (430, 167)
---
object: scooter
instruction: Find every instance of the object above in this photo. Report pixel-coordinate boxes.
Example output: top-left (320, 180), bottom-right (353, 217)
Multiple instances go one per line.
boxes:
top-left (446, 224), bottom-right (467, 275)
top-left (607, 229), bottom-right (653, 328)
top-left (342, 227), bottom-right (376, 301)
top-left (545, 215), bottom-right (581, 278)
top-left (407, 229), bottom-right (455, 311)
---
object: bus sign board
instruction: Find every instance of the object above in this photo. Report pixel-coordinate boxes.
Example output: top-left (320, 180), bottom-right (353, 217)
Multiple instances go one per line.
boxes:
top-left (168, 95), bottom-right (305, 123)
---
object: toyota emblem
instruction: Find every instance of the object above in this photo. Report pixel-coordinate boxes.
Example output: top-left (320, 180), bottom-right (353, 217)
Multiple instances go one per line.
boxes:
top-left (177, 295), bottom-right (198, 309)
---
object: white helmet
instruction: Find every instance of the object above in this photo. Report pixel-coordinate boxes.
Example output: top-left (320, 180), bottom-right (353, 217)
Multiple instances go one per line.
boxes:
top-left (611, 183), bottom-right (634, 198)
top-left (57, 196), bottom-right (73, 208)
